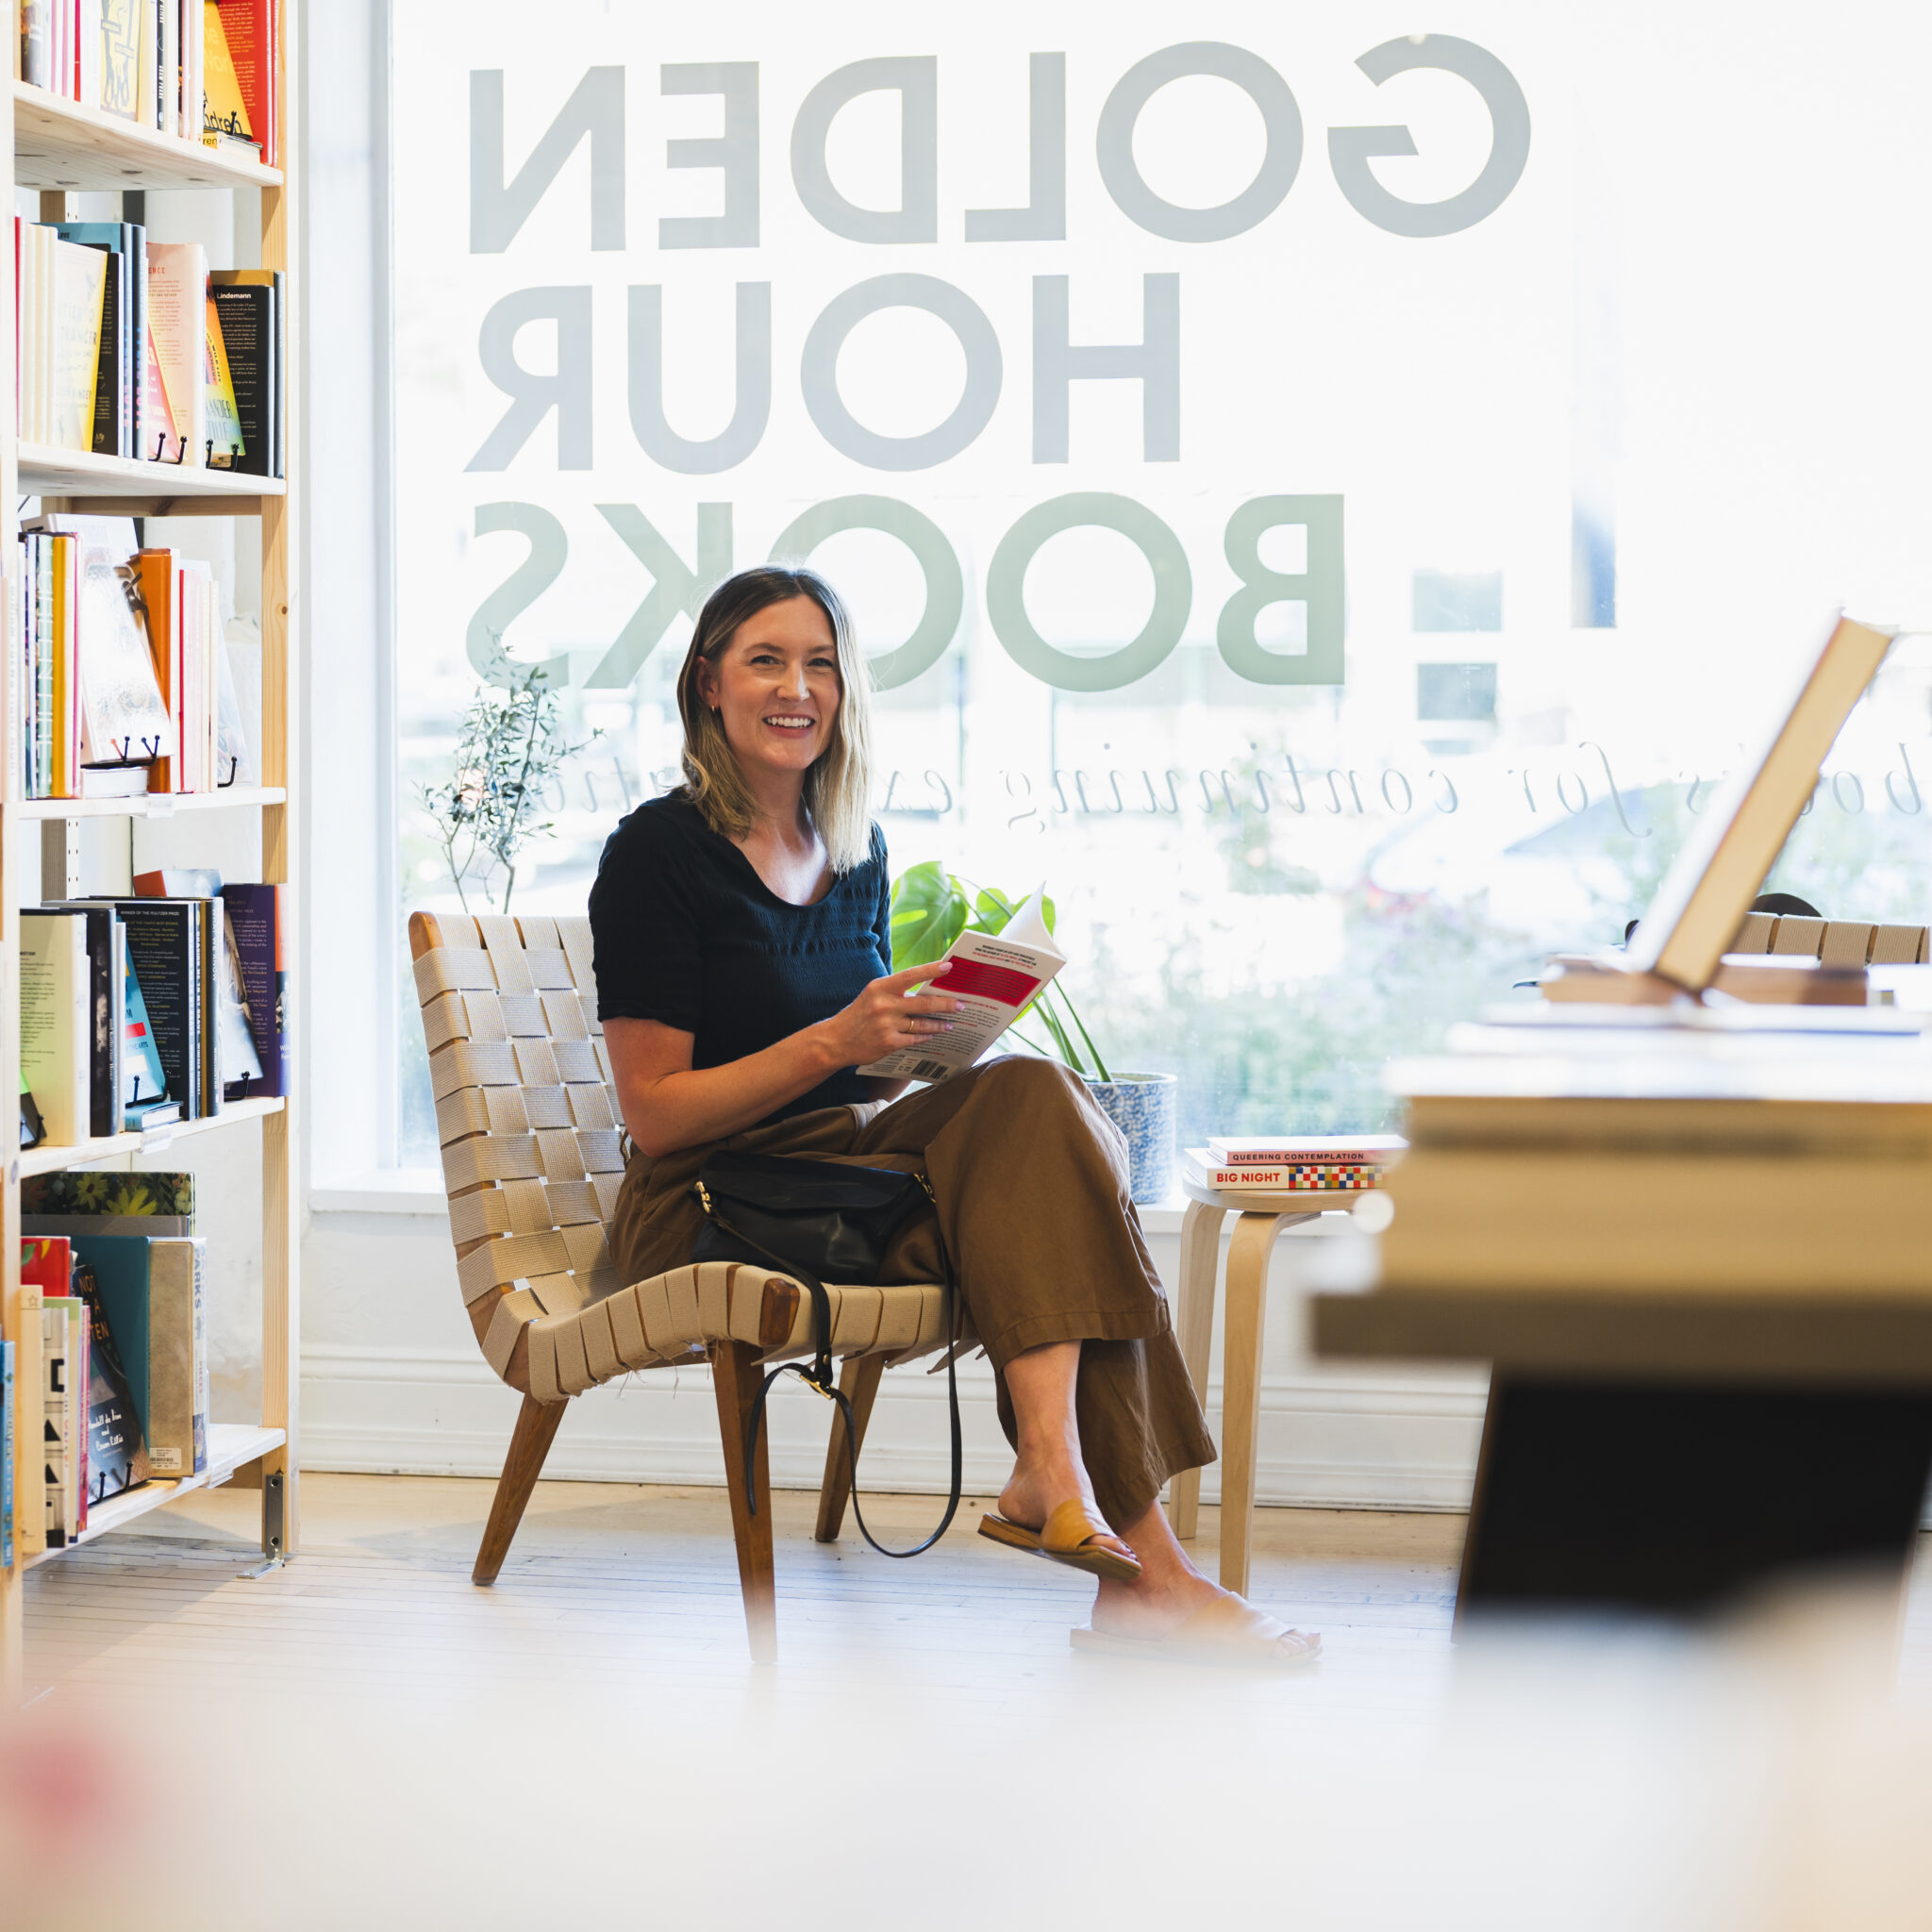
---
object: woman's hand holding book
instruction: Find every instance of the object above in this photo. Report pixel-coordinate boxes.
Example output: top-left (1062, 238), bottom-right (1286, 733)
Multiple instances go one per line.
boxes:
top-left (816, 962), bottom-right (959, 1071)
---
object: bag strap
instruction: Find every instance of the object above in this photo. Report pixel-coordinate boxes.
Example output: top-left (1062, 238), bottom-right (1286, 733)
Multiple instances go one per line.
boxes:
top-left (697, 1192), bottom-right (963, 1561)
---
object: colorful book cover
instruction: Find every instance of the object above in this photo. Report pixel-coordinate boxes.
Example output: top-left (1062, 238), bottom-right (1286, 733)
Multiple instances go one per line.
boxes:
top-left (200, 1), bottom-right (252, 140)
top-left (208, 279), bottom-right (275, 476)
top-left (203, 295), bottom-right (245, 465)
top-left (122, 954), bottom-right (173, 1113)
top-left (98, 0), bottom-right (142, 120)
top-left (24, 1171), bottom-right (194, 1219)
top-left (214, 0), bottom-right (275, 166)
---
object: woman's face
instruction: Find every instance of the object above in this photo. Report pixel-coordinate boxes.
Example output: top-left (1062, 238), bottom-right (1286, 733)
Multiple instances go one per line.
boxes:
top-left (695, 594), bottom-right (842, 785)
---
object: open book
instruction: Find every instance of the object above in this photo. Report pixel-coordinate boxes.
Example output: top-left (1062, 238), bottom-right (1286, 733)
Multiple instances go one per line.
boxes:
top-left (860, 886), bottom-right (1067, 1083)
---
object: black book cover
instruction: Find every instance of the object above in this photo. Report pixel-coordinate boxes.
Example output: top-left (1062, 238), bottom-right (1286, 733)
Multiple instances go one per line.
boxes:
top-left (91, 258), bottom-right (124, 457)
top-left (209, 284), bottom-right (274, 478)
top-left (211, 270), bottom-right (283, 476)
top-left (197, 901), bottom-right (219, 1116)
top-left (44, 902), bottom-right (123, 1138)
top-left (108, 901), bottom-right (197, 1119)
top-left (70, 1259), bottom-right (151, 1502)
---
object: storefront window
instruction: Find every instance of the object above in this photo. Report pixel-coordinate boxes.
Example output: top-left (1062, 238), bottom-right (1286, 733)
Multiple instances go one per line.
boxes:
top-left (391, 5), bottom-right (1932, 1166)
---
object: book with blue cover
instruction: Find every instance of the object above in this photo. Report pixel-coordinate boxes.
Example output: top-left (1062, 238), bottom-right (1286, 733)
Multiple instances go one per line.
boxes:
top-left (69, 1235), bottom-right (208, 1479)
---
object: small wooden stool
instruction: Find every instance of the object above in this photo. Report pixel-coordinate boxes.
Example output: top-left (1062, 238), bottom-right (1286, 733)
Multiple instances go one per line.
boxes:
top-left (1167, 1171), bottom-right (1370, 1596)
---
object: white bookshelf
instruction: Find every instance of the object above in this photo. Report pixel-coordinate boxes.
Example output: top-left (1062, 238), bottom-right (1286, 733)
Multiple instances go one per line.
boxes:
top-left (0, 22), bottom-right (300, 1696)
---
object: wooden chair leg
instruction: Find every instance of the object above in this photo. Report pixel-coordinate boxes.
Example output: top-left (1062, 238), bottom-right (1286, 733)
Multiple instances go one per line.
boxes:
top-left (711, 1341), bottom-right (778, 1663)
top-left (473, 1394), bottom-right (569, 1586)
top-left (814, 1353), bottom-right (887, 1543)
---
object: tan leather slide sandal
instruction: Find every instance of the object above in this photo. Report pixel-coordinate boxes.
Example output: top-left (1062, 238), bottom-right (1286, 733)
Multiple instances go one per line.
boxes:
top-left (977, 1499), bottom-right (1142, 1582)
top-left (1070, 1593), bottom-right (1322, 1669)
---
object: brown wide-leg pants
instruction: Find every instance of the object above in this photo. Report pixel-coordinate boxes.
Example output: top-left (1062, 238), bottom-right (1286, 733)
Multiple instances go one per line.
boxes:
top-left (611, 1057), bottom-right (1216, 1529)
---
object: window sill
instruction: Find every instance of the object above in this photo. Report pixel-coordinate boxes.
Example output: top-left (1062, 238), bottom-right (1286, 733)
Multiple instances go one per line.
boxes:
top-left (310, 1170), bottom-right (448, 1216)
top-left (305, 1187), bottom-right (1339, 1241)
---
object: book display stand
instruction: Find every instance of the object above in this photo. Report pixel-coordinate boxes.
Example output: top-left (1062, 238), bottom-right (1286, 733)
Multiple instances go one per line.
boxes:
top-left (0, 20), bottom-right (300, 1698)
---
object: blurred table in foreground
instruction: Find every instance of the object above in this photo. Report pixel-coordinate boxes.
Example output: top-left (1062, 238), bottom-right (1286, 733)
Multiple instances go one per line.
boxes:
top-left (1312, 1008), bottom-right (1932, 1623)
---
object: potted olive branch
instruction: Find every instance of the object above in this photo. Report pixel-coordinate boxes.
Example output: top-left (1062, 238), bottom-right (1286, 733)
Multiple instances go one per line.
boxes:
top-left (418, 664), bottom-right (597, 915)
top-left (889, 860), bottom-right (1177, 1203)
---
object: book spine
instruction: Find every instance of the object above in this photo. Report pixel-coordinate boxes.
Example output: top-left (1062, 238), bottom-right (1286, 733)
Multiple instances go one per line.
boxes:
top-left (130, 224), bottom-right (148, 458)
top-left (89, 910), bottom-right (113, 1136)
top-left (1, 1338), bottom-right (13, 1571)
top-left (1196, 1165), bottom-right (1383, 1190)
top-left (1208, 1148), bottom-right (1402, 1166)
top-left (109, 918), bottom-right (126, 1133)
top-left (73, 1307), bottom-right (89, 1532)
top-left (187, 1239), bottom-right (208, 1474)
top-left (22, 3), bottom-right (52, 90)
top-left (7, 555), bottom-right (20, 803)
top-left (41, 1304), bottom-right (69, 1547)
top-left (88, 245), bottom-right (119, 454)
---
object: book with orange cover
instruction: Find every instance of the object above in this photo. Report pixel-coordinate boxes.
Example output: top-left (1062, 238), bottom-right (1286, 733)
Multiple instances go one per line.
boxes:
top-left (212, 0), bottom-right (275, 166)
top-left (132, 548), bottom-right (181, 791)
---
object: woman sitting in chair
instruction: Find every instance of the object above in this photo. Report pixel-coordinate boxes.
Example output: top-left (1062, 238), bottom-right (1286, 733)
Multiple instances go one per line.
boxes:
top-left (589, 564), bottom-right (1318, 1668)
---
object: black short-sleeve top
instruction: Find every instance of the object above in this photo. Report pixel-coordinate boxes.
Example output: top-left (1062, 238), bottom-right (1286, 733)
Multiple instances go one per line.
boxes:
top-left (588, 792), bottom-right (891, 1124)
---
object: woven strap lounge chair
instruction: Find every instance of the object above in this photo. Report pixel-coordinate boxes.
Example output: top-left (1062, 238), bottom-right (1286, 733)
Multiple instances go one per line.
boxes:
top-left (409, 909), bottom-right (959, 1660)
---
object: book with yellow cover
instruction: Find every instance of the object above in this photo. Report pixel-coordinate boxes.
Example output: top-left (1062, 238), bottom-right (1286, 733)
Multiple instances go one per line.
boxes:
top-left (48, 238), bottom-right (108, 454)
top-left (49, 534), bottom-right (78, 798)
top-left (203, 297), bottom-right (246, 466)
top-left (201, 2), bottom-right (254, 143)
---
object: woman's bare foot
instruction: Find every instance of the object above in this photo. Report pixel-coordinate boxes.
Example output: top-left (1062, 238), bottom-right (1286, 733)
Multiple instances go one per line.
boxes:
top-left (995, 1460), bottom-right (1137, 1569)
top-left (1086, 1497), bottom-right (1282, 1642)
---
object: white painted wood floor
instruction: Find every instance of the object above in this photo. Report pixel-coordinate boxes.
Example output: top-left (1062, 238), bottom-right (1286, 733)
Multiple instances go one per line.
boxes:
top-left (24, 1475), bottom-right (1467, 1712)
top-left (23, 1474), bottom-right (1932, 1705)
top-left (17, 1478), bottom-right (1932, 1930)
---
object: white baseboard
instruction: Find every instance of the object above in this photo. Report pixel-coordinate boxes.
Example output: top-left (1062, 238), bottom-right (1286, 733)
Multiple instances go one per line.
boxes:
top-left (298, 1343), bottom-right (1485, 1511)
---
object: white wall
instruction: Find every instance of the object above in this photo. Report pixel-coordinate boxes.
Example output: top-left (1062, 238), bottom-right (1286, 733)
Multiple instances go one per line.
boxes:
top-left (301, 1202), bottom-right (1486, 1507)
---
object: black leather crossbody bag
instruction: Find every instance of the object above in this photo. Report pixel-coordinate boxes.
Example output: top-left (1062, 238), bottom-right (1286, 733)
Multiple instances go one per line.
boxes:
top-left (691, 1150), bottom-right (963, 1558)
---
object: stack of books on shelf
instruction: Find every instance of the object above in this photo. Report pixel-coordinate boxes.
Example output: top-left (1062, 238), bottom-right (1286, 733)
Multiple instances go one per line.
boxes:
top-left (20, 869), bottom-right (289, 1150)
top-left (15, 217), bottom-right (286, 473)
top-left (10, 522), bottom-right (254, 799)
top-left (19, 0), bottom-right (284, 168)
top-left (1185, 1135), bottom-right (1407, 1193)
top-left (19, 1174), bottom-right (209, 1555)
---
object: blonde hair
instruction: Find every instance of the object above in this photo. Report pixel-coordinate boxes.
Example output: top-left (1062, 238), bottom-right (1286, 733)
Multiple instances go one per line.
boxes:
top-left (675, 567), bottom-right (875, 874)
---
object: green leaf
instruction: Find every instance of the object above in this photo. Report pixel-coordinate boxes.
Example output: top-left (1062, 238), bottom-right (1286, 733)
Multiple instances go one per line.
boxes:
top-left (887, 861), bottom-right (969, 968)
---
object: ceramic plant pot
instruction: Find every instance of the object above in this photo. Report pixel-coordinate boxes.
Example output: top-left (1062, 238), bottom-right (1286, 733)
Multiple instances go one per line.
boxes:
top-left (1083, 1071), bottom-right (1178, 1205)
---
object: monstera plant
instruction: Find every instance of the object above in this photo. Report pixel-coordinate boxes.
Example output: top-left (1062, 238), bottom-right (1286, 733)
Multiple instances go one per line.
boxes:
top-left (887, 860), bottom-right (1111, 1080)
